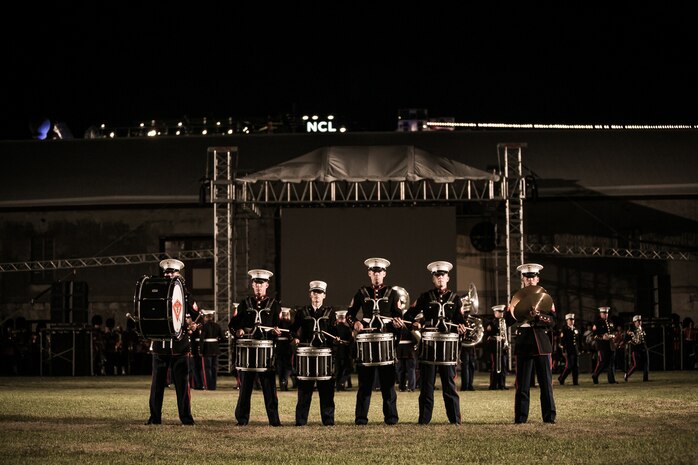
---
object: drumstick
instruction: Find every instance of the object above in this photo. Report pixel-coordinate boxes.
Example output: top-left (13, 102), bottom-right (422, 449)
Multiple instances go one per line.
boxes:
top-left (258, 325), bottom-right (290, 332)
top-left (321, 330), bottom-right (350, 345)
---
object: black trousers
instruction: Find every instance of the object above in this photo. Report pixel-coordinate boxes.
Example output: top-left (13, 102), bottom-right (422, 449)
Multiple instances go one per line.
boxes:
top-left (460, 348), bottom-right (476, 390)
top-left (559, 350), bottom-right (579, 385)
top-left (514, 353), bottom-right (556, 424)
top-left (295, 378), bottom-right (335, 425)
top-left (148, 353), bottom-right (194, 424)
top-left (202, 355), bottom-right (218, 390)
top-left (235, 370), bottom-right (280, 426)
top-left (626, 347), bottom-right (649, 381)
top-left (593, 348), bottom-right (617, 383)
top-left (355, 364), bottom-right (398, 425)
top-left (418, 363), bottom-right (461, 424)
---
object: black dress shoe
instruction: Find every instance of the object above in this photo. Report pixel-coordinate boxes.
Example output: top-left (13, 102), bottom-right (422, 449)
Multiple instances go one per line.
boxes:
top-left (182, 421), bottom-right (195, 426)
top-left (544, 420), bottom-right (556, 424)
top-left (557, 377), bottom-right (564, 385)
top-left (592, 375), bottom-right (599, 384)
top-left (144, 419), bottom-right (161, 425)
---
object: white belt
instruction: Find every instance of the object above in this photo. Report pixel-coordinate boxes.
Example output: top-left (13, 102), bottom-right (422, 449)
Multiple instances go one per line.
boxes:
top-left (399, 341), bottom-right (413, 344)
top-left (203, 338), bottom-right (218, 342)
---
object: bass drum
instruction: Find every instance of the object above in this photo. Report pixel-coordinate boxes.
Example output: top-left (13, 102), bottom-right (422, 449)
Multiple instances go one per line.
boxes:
top-left (133, 275), bottom-right (186, 340)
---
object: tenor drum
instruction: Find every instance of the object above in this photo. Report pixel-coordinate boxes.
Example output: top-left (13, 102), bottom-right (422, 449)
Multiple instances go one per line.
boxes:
top-left (355, 332), bottom-right (395, 366)
top-left (235, 339), bottom-right (275, 372)
top-left (419, 332), bottom-right (460, 366)
top-left (295, 346), bottom-right (335, 380)
top-left (133, 275), bottom-right (186, 340)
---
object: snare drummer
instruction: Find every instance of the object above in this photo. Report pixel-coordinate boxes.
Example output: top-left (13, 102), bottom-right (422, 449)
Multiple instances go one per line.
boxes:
top-left (228, 269), bottom-right (282, 427)
top-left (404, 260), bottom-right (466, 425)
top-left (346, 257), bottom-right (405, 425)
top-left (145, 259), bottom-right (199, 426)
top-left (289, 280), bottom-right (338, 426)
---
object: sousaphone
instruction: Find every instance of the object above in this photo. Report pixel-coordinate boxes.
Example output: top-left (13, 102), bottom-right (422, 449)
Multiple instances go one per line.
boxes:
top-left (509, 285), bottom-right (553, 322)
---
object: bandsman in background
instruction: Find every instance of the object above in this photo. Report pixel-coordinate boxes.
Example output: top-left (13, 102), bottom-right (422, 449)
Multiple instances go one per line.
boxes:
top-left (484, 304), bottom-right (508, 390)
top-left (624, 315), bottom-right (649, 382)
top-left (334, 310), bottom-right (354, 390)
top-left (592, 306), bottom-right (618, 384)
top-left (187, 314), bottom-right (204, 390)
top-left (276, 307), bottom-right (294, 391)
top-left (557, 313), bottom-right (580, 386)
top-left (200, 309), bottom-right (225, 390)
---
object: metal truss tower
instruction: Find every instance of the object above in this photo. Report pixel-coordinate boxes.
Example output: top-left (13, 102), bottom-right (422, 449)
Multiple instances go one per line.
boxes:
top-left (500, 143), bottom-right (526, 304)
top-left (209, 147), bottom-right (236, 323)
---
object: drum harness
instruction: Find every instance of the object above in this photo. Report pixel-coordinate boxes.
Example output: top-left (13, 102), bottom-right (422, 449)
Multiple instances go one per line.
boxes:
top-left (243, 297), bottom-right (276, 339)
top-left (300, 306), bottom-right (333, 347)
top-left (426, 290), bottom-right (457, 334)
top-left (361, 286), bottom-right (393, 332)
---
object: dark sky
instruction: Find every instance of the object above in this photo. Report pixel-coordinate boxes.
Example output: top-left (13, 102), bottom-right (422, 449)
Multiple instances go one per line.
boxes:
top-left (3, 2), bottom-right (696, 140)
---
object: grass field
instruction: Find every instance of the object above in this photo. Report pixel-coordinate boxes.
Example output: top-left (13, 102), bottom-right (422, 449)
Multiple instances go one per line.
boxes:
top-left (1, 370), bottom-right (697, 465)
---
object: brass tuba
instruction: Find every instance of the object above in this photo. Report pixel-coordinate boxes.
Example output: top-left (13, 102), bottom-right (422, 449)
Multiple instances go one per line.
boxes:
top-left (391, 286), bottom-right (411, 314)
top-left (461, 283), bottom-right (484, 347)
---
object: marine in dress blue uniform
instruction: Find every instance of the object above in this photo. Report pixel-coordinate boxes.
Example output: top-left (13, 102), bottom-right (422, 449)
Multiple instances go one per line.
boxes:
top-left (558, 313), bottom-right (580, 385)
top-left (404, 261), bottom-right (466, 425)
top-left (199, 309), bottom-right (225, 390)
top-left (346, 258), bottom-right (404, 425)
top-left (289, 280), bottom-right (338, 426)
top-left (228, 269), bottom-right (282, 426)
top-left (591, 306), bottom-right (618, 384)
top-left (625, 315), bottom-right (649, 382)
top-left (145, 259), bottom-right (199, 425)
top-left (507, 263), bottom-right (557, 424)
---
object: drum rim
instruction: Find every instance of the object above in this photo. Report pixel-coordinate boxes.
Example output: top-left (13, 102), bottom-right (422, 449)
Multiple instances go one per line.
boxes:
top-left (235, 338), bottom-right (275, 346)
top-left (296, 346), bottom-right (333, 354)
top-left (355, 332), bottom-right (394, 340)
top-left (421, 331), bottom-right (460, 340)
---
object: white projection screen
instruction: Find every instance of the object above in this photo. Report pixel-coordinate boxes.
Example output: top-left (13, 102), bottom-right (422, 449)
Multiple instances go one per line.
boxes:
top-left (280, 206), bottom-right (456, 308)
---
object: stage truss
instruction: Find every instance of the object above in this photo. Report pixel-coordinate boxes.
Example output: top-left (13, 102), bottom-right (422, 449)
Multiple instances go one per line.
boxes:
top-left (208, 144), bottom-right (526, 373)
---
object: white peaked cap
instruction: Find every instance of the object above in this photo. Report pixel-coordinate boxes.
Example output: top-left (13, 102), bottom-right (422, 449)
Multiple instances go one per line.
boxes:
top-left (517, 263), bottom-right (543, 276)
top-left (309, 280), bottom-right (327, 292)
top-left (160, 259), bottom-right (185, 272)
top-left (427, 261), bottom-right (453, 274)
top-left (364, 257), bottom-right (391, 270)
top-left (248, 269), bottom-right (273, 281)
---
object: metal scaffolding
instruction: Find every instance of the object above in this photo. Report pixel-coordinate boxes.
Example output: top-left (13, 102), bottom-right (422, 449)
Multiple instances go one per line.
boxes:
top-left (500, 143), bottom-right (526, 304)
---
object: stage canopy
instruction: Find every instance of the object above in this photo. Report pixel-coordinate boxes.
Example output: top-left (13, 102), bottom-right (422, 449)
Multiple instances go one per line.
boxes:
top-left (238, 145), bottom-right (499, 183)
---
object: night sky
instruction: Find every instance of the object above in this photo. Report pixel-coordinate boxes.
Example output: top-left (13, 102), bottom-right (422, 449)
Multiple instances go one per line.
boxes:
top-left (3, 3), bottom-right (696, 141)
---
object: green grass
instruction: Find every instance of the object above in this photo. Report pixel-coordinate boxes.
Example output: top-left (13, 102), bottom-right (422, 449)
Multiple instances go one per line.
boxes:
top-left (1, 371), bottom-right (697, 465)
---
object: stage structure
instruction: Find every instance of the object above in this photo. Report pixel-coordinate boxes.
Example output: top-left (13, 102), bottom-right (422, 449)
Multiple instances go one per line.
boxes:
top-left (208, 144), bottom-right (526, 374)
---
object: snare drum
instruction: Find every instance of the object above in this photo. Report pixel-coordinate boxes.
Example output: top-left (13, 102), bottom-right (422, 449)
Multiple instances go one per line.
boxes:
top-left (133, 275), bottom-right (186, 340)
top-left (235, 339), bottom-right (275, 372)
top-left (295, 346), bottom-right (335, 380)
top-left (419, 332), bottom-right (460, 365)
top-left (355, 332), bottom-right (395, 366)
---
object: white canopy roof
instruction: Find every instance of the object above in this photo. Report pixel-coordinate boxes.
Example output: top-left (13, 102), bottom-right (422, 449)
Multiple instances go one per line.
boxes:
top-left (238, 145), bottom-right (499, 183)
